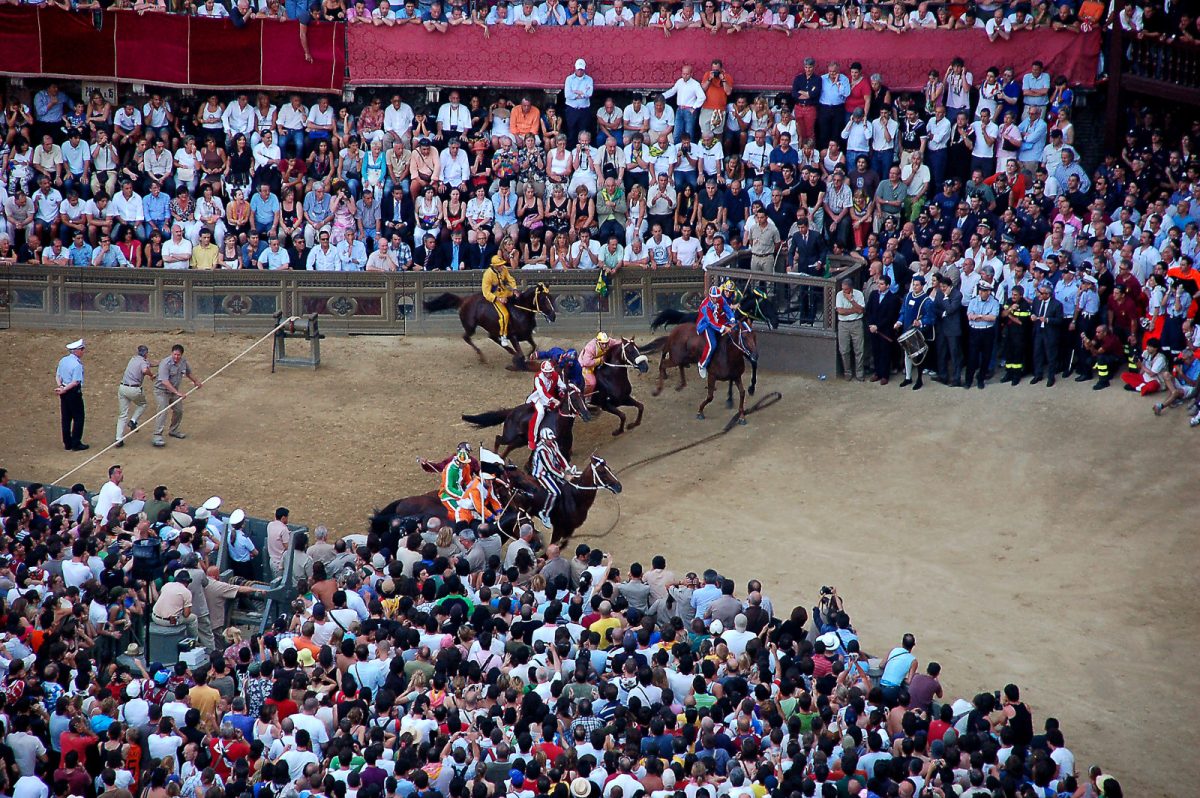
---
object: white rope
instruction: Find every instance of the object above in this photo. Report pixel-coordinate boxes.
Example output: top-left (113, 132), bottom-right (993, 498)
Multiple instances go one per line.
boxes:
top-left (54, 316), bottom-right (300, 485)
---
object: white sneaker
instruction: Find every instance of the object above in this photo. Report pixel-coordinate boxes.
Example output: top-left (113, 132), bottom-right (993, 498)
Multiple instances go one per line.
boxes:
top-left (538, 512), bottom-right (553, 529)
top-left (698, 366), bottom-right (708, 379)
top-left (1191, 414), bottom-right (1200, 428)
top-left (500, 336), bottom-right (511, 347)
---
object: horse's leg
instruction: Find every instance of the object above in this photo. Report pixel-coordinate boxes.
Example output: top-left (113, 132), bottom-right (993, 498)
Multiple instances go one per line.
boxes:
top-left (735, 375), bottom-right (748, 424)
top-left (463, 328), bottom-right (484, 360)
top-left (676, 365), bottom-right (688, 391)
top-left (653, 351), bottom-right (668, 397)
top-left (697, 376), bottom-right (716, 419)
top-left (749, 357), bottom-right (759, 397)
top-left (602, 400), bottom-right (628, 436)
top-left (725, 381), bottom-right (734, 409)
top-left (627, 396), bottom-right (645, 429)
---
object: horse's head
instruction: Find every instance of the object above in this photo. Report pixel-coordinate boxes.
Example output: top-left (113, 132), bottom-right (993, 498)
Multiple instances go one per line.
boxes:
top-left (532, 283), bottom-right (557, 322)
top-left (588, 454), bottom-right (622, 495)
top-left (734, 322), bottom-right (760, 361)
top-left (745, 289), bottom-right (779, 329)
top-left (564, 382), bottom-right (591, 422)
top-left (610, 337), bottom-right (650, 373)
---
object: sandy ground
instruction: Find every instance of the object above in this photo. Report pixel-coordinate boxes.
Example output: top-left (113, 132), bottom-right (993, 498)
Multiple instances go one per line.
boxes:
top-left (0, 329), bottom-right (1195, 796)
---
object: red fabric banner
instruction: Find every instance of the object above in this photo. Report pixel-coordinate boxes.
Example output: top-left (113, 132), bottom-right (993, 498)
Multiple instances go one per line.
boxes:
top-left (347, 26), bottom-right (1100, 92)
top-left (0, 7), bottom-right (344, 92)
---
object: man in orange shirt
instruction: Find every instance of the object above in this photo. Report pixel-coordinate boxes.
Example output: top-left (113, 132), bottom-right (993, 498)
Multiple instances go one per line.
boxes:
top-left (510, 95), bottom-right (542, 140)
top-left (700, 59), bottom-right (733, 141)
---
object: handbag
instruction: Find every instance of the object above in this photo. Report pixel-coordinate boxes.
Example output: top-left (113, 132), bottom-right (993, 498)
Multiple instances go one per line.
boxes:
top-left (522, 215), bottom-right (543, 231)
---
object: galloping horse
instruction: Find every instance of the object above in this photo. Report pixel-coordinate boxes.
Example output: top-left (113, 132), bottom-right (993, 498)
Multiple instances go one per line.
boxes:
top-left (647, 289), bottom-right (777, 402)
top-left (589, 338), bottom-right (656, 436)
top-left (649, 318), bottom-right (757, 422)
top-left (511, 454), bottom-right (622, 544)
top-left (424, 283), bottom-right (557, 363)
top-left (461, 383), bottom-right (592, 460)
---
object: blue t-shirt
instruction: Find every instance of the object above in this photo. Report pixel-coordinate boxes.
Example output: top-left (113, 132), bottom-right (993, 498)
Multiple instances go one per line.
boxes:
top-left (880, 646), bottom-right (915, 687)
top-left (0, 485), bottom-right (16, 509)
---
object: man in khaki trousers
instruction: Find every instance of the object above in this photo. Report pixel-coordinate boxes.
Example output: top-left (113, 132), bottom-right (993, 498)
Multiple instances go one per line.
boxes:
top-left (115, 345), bottom-right (153, 448)
top-left (153, 344), bottom-right (203, 447)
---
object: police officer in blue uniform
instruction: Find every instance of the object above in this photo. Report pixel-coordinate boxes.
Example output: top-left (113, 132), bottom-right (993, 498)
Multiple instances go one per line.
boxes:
top-left (55, 339), bottom-right (88, 450)
top-left (964, 282), bottom-right (1001, 389)
top-left (1053, 265), bottom-right (1080, 375)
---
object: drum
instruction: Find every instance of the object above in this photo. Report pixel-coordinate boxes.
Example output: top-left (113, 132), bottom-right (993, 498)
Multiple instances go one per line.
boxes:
top-left (897, 328), bottom-right (928, 362)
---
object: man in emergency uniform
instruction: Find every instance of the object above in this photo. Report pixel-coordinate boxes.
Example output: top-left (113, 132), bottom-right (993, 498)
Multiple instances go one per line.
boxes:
top-left (1001, 284), bottom-right (1033, 386)
top-left (531, 427), bottom-right (578, 530)
top-left (696, 286), bottom-right (734, 379)
top-left (527, 360), bottom-right (567, 449)
top-left (481, 254), bottom-right (519, 348)
top-left (578, 331), bottom-right (612, 395)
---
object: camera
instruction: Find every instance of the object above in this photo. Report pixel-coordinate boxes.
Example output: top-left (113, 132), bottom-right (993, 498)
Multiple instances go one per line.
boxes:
top-left (820, 585), bottom-right (833, 595)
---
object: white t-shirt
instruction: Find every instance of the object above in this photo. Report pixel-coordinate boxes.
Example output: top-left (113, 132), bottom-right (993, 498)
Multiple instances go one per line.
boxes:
top-left (971, 121), bottom-right (998, 159)
top-left (162, 238), bottom-right (193, 270)
top-left (94, 480), bottom-right (124, 521)
top-left (570, 239), bottom-right (602, 269)
top-left (13, 776), bottom-right (48, 798)
top-left (307, 105), bottom-right (335, 128)
top-left (62, 560), bottom-right (93, 589)
top-left (289, 713), bottom-right (330, 757)
top-left (623, 104), bottom-right (650, 132)
top-left (148, 733), bottom-right (183, 771)
top-left (645, 235), bottom-right (672, 267)
top-left (670, 237), bottom-right (702, 267)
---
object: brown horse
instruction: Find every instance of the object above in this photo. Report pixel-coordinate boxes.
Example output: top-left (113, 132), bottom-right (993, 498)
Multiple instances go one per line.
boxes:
top-left (461, 383), bottom-right (592, 460)
top-left (648, 318), bottom-right (757, 423)
top-left (368, 469), bottom-right (540, 541)
top-left (590, 338), bottom-right (656, 436)
top-left (424, 283), bottom-right (557, 363)
top-left (514, 454), bottom-right (622, 544)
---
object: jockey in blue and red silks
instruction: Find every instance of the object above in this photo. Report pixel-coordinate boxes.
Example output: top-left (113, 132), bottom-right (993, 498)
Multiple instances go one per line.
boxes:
top-left (696, 285), bottom-right (735, 379)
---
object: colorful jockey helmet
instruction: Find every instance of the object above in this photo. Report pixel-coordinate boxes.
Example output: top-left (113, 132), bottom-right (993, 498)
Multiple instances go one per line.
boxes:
top-left (709, 285), bottom-right (722, 298)
top-left (596, 331), bottom-right (610, 346)
top-left (539, 427), bottom-right (557, 441)
top-left (721, 280), bottom-right (736, 293)
top-left (489, 254), bottom-right (507, 269)
top-left (455, 442), bottom-right (471, 463)
top-left (564, 348), bottom-right (578, 360)
top-left (540, 360), bottom-right (556, 374)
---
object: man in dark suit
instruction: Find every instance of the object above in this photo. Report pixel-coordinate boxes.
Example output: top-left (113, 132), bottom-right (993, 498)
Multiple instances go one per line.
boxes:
top-left (381, 186), bottom-right (413, 243)
top-left (466, 229), bottom-right (498, 271)
top-left (1030, 279), bottom-right (1064, 386)
top-left (436, 229), bottom-right (470, 272)
top-left (786, 217), bottom-right (826, 322)
top-left (412, 233), bottom-right (444, 270)
top-left (933, 273), bottom-right (964, 386)
top-left (865, 274), bottom-right (902, 384)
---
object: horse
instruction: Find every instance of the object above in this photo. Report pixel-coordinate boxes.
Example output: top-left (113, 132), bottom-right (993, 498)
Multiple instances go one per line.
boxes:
top-left (423, 283), bottom-right (557, 364)
top-left (520, 454), bottom-right (622, 545)
top-left (368, 467), bottom-right (539, 543)
top-left (589, 338), bottom-right (656, 436)
top-left (647, 289), bottom-right (777, 404)
top-left (648, 318), bottom-right (756, 422)
top-left (461, 382), bottom-right (592, 460)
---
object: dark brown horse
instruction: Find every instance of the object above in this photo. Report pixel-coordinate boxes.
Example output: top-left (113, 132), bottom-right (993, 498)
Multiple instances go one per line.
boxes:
top-left (648, 318), bottom-right (757, 422)
top-left (424, 283), bottom-right (557, 363)
top-left (589, 338), bottom-right (656, 436)
top-left (461, 383), bottom-right (591, 460)
top-left (512, 454), bottom-right (622, 544)
top-left (368, 469), bottom-right (540, 541)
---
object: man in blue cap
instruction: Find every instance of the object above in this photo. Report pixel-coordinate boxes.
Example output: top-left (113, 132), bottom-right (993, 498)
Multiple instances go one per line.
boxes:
top-left (894, 274), bottom-right (936, 390)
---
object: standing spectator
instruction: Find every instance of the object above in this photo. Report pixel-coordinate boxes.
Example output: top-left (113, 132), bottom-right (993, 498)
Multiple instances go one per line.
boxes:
top-left (54, 339), bottom-right (87, 451)
top-left (116, 345), bottom-right (154, 448)
top-left (816, 61), bottom-right (849, 149)
top-left (662, 65), bottom-right (705, 145)
top-left (835, 277), bottom-right (866, 380)
top-left (564, 60), bottom-right (595, 146)
top-left (152, 344), bottom-right (202, 448)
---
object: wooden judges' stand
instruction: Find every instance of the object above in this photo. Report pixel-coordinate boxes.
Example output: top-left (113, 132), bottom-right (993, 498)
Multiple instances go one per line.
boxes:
top-left (272, 311), bottom-right (324, 370)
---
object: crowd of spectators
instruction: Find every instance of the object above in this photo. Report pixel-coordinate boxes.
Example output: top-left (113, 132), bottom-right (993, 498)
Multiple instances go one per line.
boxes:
top-left (0, 463), bottom-right (1126, 798)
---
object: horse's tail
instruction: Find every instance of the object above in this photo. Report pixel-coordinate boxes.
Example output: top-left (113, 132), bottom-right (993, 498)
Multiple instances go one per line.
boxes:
top-left (640, 336), bottom-right (668, 354)
top-left (651, 309), bottom-right (693, 330)
top-left (424, 293), bottom-right (463, 313)
top-left (461, 408), bottom-right (513, 428)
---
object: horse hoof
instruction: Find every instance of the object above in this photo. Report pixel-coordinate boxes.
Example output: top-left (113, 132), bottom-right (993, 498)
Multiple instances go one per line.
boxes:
top-left (611, 429), bottom-right (623, 437)
top-left (628, 422), bottom-right (640, 430)
top-left (651, 389), bottom-right (662, 397)
top-left (696, 413), bottom-right (705, 420)
top-left (725, 399), bottom-right (733, 409)
top-left (676, 384), bottom-right (687, 392)
top-left (748, 386), bottom-right (757, 396)
top-left (737, 417), bottom-right (748, 426)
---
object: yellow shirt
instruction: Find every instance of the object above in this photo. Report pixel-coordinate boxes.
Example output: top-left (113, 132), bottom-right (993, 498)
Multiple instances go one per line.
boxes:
top-left (588, 617), bottom-right (623, 649)
top-left (190, 243), bottom-right (220, 270)
top-left (481, 265), bottom-right (517, 302)
top-left (188, 684), bottom-right (221, 726)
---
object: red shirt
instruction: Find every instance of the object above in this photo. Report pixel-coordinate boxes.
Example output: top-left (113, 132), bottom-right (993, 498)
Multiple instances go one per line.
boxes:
top-left (60, 731), bottom-right (99, 764)
top-left (845, 78), bottom-right (871, 114)
top-left (266, 697), bottom-right (298, 721)
top-left (209, 738), bottom-right (251, 780)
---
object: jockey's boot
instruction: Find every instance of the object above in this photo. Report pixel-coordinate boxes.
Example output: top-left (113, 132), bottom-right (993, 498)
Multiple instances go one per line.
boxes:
top-left (500, 336), bottom-right (511, 347)
top-left (538, 511), bottom-right (553, 529)
top-left (698, 365), bottom-right (708, 379)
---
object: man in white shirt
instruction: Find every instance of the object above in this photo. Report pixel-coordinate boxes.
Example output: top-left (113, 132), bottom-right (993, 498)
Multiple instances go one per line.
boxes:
top-left (702, 232), bottom-right (732, 267)
top-left (622, 95), bottom-right (650, 139)
top-left (967, 109), bottom-right (998, 177)
top-left (306, 230), bottom-right (343, 271)
top-left (661, 64), bottom-right (706, 144)
top-left (306, 97), bottom-right (335, 155)
top-left (436, 91), bottom-right (471, 142)
top-left (644, 225), bottom-right (673, 269)
top-left (62, 539), bottom-right (94, 589)
top-left (94, 464), bottom-right (125, 521)
top-left (925, 105), bottom-right (952, 188)
top-left (289, 698), bottom-right (331, 757)
top-left (569, 228), bottom-right (602, 269)
top-left (275, 96), bottom-right (308, 158)
top-left (439, 138), bottom-right (471, 194)
top-left (336, 228), bottom-right (368, 271)
top-left (221, 93), bottom-right (255, 146)
top-left (162, 224), bottom-right (193, 270)
top-left (384, 94), bottom-right (415, 146)
top-left (603, 0), bottom-right (633, 25)
top-left (669, 224), bottom-right (702, 267)
top-left (741, 129), bottom-right (770, 183)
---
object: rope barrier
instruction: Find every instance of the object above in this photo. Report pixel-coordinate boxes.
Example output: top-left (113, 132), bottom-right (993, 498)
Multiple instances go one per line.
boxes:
top-left (54, 316), bottom-right (300, 485)
top-left (580, 391), bottom-right (783, 540)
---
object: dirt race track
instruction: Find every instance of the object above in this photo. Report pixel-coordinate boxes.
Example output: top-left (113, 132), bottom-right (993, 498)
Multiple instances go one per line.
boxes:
top-left (0, 329), bottom-right (1195, 796)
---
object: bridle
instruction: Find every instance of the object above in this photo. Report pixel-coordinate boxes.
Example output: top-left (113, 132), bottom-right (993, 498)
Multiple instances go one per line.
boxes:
top-left (510, 283), bottom-right (553, 319)
top-left (572, 456), bottom-right (621, 494)
top-left (600, 340), bottom-right (648, 370)
top-left (725, 321), bottom-right (755, 358)
top-left (556, 383), bottom-right (585, 419)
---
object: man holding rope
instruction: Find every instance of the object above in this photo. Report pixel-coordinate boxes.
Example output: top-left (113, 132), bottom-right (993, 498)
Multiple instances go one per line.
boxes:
top-left (115, 345), bottom-right (154, 449)
top-left (152, 344), bottom-right (203, 448)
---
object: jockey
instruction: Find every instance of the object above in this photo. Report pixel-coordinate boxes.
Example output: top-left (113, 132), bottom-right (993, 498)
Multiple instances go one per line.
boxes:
top-left (721, 280), bottom-right (744, 315)
top-left (536, 347), bottom-right (584, 390)
top-left (578, 331), bottom-right (612, 395)
top-left (457, 469), bottom-right (503, 525)
top-left (526, 360), bottom-right (567, 449)
top-left (437, 442), bottom-right (474, 519)
top-left (531, 427), bottom-right (578, 529)
top-left (696, 285), bottom-right (735, 379)
top-left (481, 254), bottom-right (518, 348)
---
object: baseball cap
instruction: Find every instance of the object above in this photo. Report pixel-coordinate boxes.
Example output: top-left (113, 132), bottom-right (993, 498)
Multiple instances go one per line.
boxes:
top-left (575, 58), bottom-right (586, 70)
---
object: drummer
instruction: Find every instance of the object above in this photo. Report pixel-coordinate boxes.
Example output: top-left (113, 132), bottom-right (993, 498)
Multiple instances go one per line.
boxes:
top-left (894, 274), bottom-right (937, 391)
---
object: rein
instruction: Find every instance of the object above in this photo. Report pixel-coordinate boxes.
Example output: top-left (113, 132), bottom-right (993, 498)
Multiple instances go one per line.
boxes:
top-left (509, 285), bottom-right (551, 319)
top-left (570, 460), bottom-right (619, 493)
